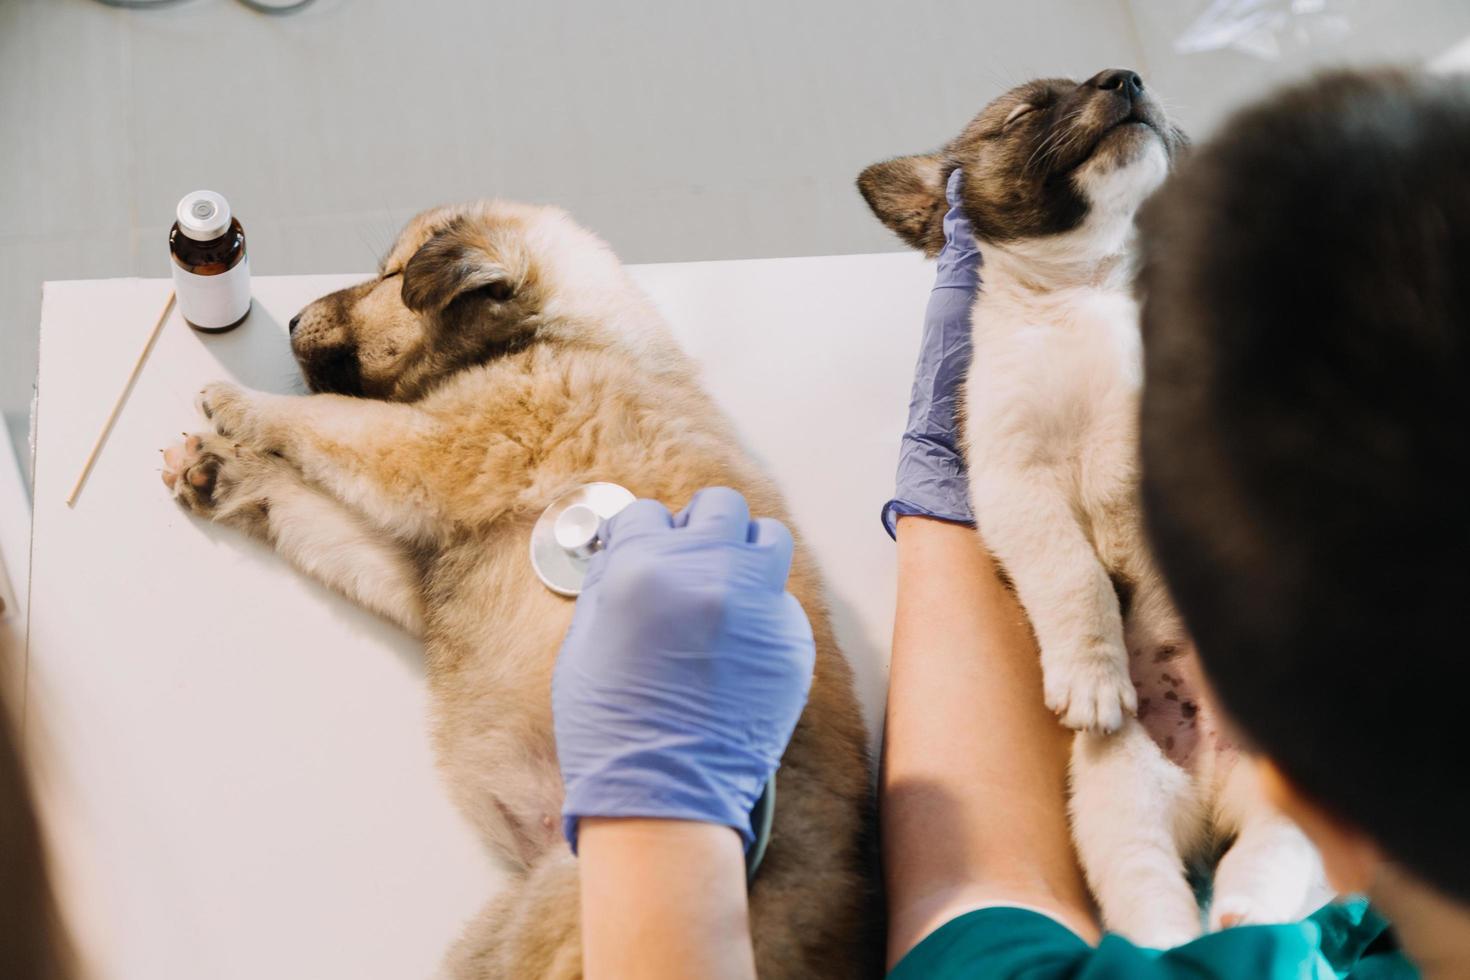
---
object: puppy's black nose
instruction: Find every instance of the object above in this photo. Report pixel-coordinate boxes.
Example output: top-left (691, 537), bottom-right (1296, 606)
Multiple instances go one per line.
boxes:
top-left (1089, 68), bottom-right (1145, 100)
top-left (288, 313), bottom-right (302, 336)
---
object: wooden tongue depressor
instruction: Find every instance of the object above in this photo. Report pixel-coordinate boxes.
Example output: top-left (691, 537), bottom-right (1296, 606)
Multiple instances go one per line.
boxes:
top-left (65, 290), bottom-right (177, 507)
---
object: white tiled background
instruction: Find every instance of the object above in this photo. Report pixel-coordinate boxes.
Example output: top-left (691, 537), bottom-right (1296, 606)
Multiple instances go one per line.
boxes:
top-left (4, 0), bottom-right (1470, 478)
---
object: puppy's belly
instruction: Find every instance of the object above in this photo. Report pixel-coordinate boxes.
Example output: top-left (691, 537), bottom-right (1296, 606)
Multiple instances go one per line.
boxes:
top-left (1130, 648), bottom-right (1216, 770)
top-left (424, 537), bottom-right (576, 866)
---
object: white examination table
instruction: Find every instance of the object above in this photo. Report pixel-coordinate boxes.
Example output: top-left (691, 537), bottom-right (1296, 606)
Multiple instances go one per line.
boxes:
top-left (26, 252), bottom-right (931, 979)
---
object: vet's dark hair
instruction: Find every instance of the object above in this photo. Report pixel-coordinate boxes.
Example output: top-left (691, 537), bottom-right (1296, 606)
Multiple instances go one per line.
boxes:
top-left (1136, 69), bottom-right (1470, 901)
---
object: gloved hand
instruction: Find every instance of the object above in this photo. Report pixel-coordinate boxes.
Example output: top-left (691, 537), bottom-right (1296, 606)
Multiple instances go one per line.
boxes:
top-left (553, 486), bottom-right (815, 852)
top-left (881, 167), bottom-right (981, 538)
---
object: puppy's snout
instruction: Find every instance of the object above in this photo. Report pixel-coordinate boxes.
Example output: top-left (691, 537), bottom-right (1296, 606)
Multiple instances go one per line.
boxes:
top-left (289, 313), bottom-right (302, 336)
top-left (1087, 68), bottom-right (1145, 101)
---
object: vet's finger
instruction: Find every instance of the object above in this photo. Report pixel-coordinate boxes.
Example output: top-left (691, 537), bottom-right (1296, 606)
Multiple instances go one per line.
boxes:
top-left (747, 516), bottom-right (796, 586)
top-left (601, 498), bottom-right (673, 548)
top-left (676, 486), bottom-right (752, 542)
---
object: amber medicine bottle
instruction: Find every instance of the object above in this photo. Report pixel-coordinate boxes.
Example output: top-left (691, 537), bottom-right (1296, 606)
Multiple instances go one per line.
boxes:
top-left (169, 190), bottom-right (251, 332)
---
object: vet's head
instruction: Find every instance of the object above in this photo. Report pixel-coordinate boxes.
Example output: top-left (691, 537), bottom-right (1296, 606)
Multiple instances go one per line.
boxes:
top-left (858, 69), bottom-right (1186, 261)
top-left (288, 200), bottom-right (625, 400)
top-left (1136, 68), bottom-right (1470, 911)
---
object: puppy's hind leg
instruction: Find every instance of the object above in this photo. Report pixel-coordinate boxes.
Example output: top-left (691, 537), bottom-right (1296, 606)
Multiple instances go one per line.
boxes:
top-left (442, 850), bottom-right (582, 980)
top-left (1208, 760), bottom-right (1324, 930)
top-left (164, 432), bottom-right (425, 635)
top-left (1071, 718), bottom-right (1205, 948)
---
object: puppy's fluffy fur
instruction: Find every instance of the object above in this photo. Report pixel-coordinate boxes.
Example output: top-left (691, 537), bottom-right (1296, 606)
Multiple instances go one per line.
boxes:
top-left (161, 201), bottom-right (878, 977)
top-left (860, 71), bottom-right (1321, 945)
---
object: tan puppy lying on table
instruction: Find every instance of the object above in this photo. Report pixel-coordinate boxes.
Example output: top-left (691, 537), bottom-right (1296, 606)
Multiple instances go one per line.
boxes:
top-left (160, 201), bottom-right (879, 978)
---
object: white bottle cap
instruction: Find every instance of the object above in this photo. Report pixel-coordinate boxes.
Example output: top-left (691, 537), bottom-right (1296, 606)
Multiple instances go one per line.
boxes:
top-left (175, 190), bottom-right (232, 242)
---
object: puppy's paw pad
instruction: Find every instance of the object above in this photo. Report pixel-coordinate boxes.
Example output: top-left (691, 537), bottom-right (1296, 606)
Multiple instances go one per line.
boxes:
top-left (1043, 643), bottom-right (1137, 733)
top-left (161, 434), bottom-right (201, 489)
top-left (1210, 896), bottom-right (1262, 931)
top-left (161, 432), bottom-right (237, 514)
top-left (1209, 889), bottom-right (1304, 931)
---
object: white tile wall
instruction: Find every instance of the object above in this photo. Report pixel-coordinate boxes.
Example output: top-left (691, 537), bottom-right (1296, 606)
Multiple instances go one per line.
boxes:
top-left (3, 0), bottom-right (1469, 478)
top-left (2, 0), bottom-right (1147, 473)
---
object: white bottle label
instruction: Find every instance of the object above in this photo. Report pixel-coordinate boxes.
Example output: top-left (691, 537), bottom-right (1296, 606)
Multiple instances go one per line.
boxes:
top-left (171, 255), bottom-right (251, 329)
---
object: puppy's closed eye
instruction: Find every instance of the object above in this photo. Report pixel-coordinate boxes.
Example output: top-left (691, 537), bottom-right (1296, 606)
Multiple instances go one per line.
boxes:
top-left (1003, 104), bottom-right (1037, 129)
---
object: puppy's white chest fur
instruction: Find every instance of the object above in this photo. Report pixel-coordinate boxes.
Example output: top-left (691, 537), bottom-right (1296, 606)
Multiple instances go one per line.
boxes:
top-left (960, 247), bottom-right (1166, 743)
top-left (965, 276), bottom-right (1142, 514)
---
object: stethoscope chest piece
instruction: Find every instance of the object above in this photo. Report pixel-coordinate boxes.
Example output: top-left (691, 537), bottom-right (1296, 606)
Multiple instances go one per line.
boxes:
top-left (530, 482), bottom-right (637, 597)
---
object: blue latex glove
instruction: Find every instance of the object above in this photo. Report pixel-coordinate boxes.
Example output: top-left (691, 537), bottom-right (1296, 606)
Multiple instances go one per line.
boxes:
top-left (552, 487), bottom-right (815, 852)
top-left (881, 167), bottom-right (981, 538)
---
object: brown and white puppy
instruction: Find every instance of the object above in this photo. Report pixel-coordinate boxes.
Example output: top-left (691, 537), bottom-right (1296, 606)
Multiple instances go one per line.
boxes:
top-left (159, 201), bottom-right (879, 978)
top-left (860, 71), bottom-right (1321, 945)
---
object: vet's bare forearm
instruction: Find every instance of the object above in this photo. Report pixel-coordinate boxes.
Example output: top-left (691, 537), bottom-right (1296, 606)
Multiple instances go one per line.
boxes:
top-left (578, 818), bottom-right (755, 980)
top-left (882, 516), bottom-right (1098, 966)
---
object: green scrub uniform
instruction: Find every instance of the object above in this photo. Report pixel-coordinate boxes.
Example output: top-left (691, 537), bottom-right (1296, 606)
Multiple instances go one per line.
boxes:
top-left (889, 899), bottom-right (1416, 979)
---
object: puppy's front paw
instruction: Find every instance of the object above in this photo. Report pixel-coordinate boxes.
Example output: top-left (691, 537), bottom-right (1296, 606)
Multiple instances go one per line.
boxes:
top-left (196, 381), bottom-right (263, 444)
top-left (161, 432), bottom-right (270, 530)
top-left (1043, 640), bottom-right (1137, 733)
top-left (163, 433), bottom-right (222, 512)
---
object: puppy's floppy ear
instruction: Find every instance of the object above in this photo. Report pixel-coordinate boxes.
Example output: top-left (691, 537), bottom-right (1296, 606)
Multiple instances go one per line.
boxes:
top-left (857, 153), bottom-right (948, 257)
top-left (401, 219), bottom-right (517, 313)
